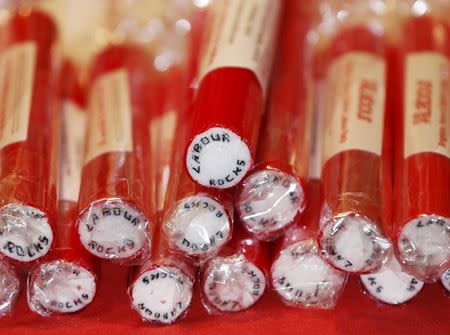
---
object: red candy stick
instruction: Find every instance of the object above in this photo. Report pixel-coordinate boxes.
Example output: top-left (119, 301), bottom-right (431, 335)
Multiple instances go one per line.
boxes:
top-left (236, 1), bottom-right (311, 241)
top-left (185, 0), bottom-right (280, 189)
top-left (28, 62), bottom-right (97, 316)
top-left (271, 180), bottom-right (347, 309)
top-left (200, 225), bottom-right (269, 313)
top-left (129, 219), bottom-right (196, 324)
top-left (393, 14), bottom-right (450, 282)
top-left (317, 25), bottom-right (391, 274)
top-left (0, 8), bottom-right (59, 264)
top-left (77, 44), bottom-right (157, 264)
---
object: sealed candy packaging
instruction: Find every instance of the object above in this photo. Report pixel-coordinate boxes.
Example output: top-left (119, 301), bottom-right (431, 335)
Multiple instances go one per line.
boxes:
top-left (0, 261), bottom-right (19, 316)
top-left (393, 6), bottom-right (450, 282)
top-left (441, 268), bottom-right (450, 293)
top-left (271, 180), bottom-right (347, 309)
top-left (185, 0), bottom-right (281, 189)
top-left (77, 44), bottom-right (157, 265)
top-left (236, 0), bottom-right (311, 241)
top-left (27, 62), bottom-right (97, 316)
top-left (0, 6), bottom-right (60, 265)
top-left (129, 220), bottom-right (196, 325)
top-left (200, 226), bottom-right (269, 313)
top-left (317, 2), bottom-right (391, 274)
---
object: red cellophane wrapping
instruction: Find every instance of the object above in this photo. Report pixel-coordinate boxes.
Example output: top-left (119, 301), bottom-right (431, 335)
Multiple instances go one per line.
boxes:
top-left (200, 224), bottom-right (270, 314)
top-left (184, 0), bottom-right (281, 190)
top-left (317, 15), bottom-right (391, 274)
top-left (393, 11), bottom-right (450, 282)
top-left (27, 62), bottom-right (97, 316)
top-left (271, 178), bottom-right (347, 309)
top-left (77, 44), bottom-right (158, 265)
top-left (236, 0), bottom-right (315, 241)
top-left (0, 6), bottom-right (60, 266)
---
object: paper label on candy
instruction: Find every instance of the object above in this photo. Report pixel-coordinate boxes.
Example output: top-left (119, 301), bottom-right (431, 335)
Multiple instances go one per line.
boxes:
top-left (198, 0), bottom-right (280, 92)
top-left (0, 42), bottom-right (36, 150)
top-left (61, 101), bottom-right (86, 202)
top-left (404, 53), bottom-right (450, 158)
top-left (84, 70), bottom-right (133, 164)
top-left (323, 52), bottom-right (385, 162)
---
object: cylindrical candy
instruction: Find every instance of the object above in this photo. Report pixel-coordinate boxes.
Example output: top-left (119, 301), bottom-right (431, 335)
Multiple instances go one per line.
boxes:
top-left (0, 8), bottom-right (60, 265)
top-left (200, 225), bottom-right (269, 313)
top-left (77, 44), bottom-right (157, 264)
top-left (235, 0), bottom-right (311, 241)
top-left (317, 25), bottom-right (391, 274)
top-left (27, 62), bottom-right (97, 316)
top-left (129, 220), bottom-right (196, 325)
top-left (185, 0), bottom-right (280, 189)
top-left (271, 180), bottom-right (347, 309)
top-left (393, 13), bottom-right (450, 282)
top-left (360, 256), bottom-right (424, 305)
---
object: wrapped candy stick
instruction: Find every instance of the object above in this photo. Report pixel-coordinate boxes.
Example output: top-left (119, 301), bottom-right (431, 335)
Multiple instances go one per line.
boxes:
top-left (0, 261), bottom-right (19, 316)
top-left (77, 44), bottom-right (158, 264)
top-left (129, 219), bottom-right (196, 324)
top-left (0, 7), bottom-right (60, 265)
top-left (271, 180), bottom-right (347, 309)
top-left (317, 23), bottom-right (391, 274)
top-left (200, 225), bottom-right (269, 313)
top-left (27, 62), bottom-right (97, 316)
top-left (393, 12), bottom-right (450, 282)
top-left (185, 0), bottom-right (281, 189)
top-left (235, 0), bottom-right (312, 241)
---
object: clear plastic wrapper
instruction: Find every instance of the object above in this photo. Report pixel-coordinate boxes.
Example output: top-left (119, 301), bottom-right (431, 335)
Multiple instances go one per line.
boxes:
top-left (235, 0), bottom-right (312, 241)
top-left (271, 180), bottom-right (347, 309)
top-left (316, 1), bottom-right (391, 274)
top-left (0, 3), bottom-right (60, 266)
top-left (393, 2), bottom-right (450, 282)
top-left (360, 255), bottom-right (424, 305)
top-left (28, 62), bottom-right (97, 316)
top-left (0, 261), bottom-right (19, 316)
top-left (129, 223), bottom-right (196, 325)
top-left (200, 226), bottom-right (269, 314)
top-left (184, 0), bottom-right (281, 189)
top-left (441, 268), bottom-right (450, 293)
top-left (77, 44), bottom-right (158, 265)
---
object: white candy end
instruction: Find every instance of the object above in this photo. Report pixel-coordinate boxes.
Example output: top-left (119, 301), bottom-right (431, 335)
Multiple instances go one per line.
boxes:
top-left (27, 260), bottom-right (96, 315)
top-left (319, 214), bottom-right (390, 273)
top-left (441, 269), bottom-right (450, 293)
top-left (78, 198), bottom-right (149, 261)
top-left (238, 169), bottom-right (305, 238)
top-left (271, 239), bottom-right (346, 308)
top-left (164, 195), bottom-right (231, 257)
top-left (397, 215), bottom-right (450, 281)
top-left (186, 127), bottom-right (252, 189)
top-left (0, 262), bottom-right (20, 316)
top-left (361, 257), bottom-right (424, 305)
top-left (131, 266), bottom-right (193, 324)
top-left (0, 203), bottom-right (53, 262)
top-left (203, 255), bottom-right (266, 312)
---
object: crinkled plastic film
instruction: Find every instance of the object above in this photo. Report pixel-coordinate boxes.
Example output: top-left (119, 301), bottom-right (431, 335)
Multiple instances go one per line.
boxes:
top-left (316, 2), bottom-right (391, 274)
top-left (271, 180), bottom-right (347, 310)
top-left (77, 44), bottom-right (159, 265)
top-left (200, 226), bottom-right (269, 314)
top-left (393, 5), bottom-right (450, 283)
top-left (441, 268), bottom-right (450, 293)
top-left (0, 4), bottom-right (60, 265)
top-left (0, 261), bottom-right (19, 316)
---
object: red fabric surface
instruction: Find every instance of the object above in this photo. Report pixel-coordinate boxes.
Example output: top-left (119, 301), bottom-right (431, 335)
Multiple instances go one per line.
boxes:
top-left (2, 262), bottom-right (449, 335)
